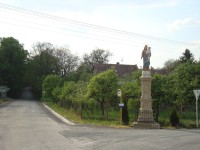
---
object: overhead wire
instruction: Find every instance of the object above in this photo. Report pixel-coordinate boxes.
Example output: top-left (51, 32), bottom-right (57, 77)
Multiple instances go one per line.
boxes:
top-left (0, 13), bottom-right (153, 48)
top-left (0, 20), bottom-right (145, 47)
top-left (0, 2), bottom-right (200, 49)
top-left (0, 19), bottom-right (182, 50)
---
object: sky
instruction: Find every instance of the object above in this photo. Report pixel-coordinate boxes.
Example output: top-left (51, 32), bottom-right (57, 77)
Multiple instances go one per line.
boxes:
top-left (0, 0), bottom-right (200, 68)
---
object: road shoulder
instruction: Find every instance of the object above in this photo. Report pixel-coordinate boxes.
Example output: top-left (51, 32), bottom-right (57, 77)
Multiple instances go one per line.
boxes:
top-left (0, 98), bottom-right (13, 108)
top-left (42, 103), bottom-right (75, 125)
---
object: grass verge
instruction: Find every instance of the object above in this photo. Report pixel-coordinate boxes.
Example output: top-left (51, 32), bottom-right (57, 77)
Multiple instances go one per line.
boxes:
top-left (0, 98), bottom-right (7, 104)
top-left (44, 101), bottom-right (130, 128)
top-left (44, 101), bottom-right (198, 128)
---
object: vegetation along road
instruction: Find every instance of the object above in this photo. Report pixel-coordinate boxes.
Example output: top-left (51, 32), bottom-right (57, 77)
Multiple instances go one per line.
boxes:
top-left (0, 100), bottom-right (200, 150)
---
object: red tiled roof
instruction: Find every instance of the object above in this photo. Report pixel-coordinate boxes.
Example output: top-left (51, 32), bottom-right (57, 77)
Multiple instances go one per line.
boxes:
top-left (93, 63), bottom-right (138, 77)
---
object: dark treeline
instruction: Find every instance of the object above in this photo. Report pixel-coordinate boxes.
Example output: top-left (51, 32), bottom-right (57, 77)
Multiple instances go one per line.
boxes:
top-left (0, 37), bottom-right (111, 99)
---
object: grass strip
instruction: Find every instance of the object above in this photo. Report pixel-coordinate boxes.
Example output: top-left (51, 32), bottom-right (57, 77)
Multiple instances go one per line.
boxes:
top-left (44, 101), bottom-right (129, 128)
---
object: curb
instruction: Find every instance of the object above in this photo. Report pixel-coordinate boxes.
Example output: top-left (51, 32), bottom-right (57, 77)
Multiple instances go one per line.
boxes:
top-left (0, 99), bottom-right (13, 108)
top-left (43, 103), bottom-right (75, 125)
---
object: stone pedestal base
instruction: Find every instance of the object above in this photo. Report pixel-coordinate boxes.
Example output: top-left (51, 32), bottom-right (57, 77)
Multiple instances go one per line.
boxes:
top-left (137, 109), bottom-right (154, 122)
top-left (133, 122), bottom-right (160, 129)
top-left (133, 109), bottom-right (160, 129)
top-left (133, 70), bottom-right (160, 129)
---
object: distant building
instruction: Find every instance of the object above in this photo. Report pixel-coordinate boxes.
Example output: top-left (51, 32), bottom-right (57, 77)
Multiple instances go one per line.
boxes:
top-left (151, 68), bottom-right (170, 75)
top-left (93, 62), bottom-right (138, 77)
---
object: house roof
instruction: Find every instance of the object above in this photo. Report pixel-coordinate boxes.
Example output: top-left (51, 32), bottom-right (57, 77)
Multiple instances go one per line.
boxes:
top-left (93, 63), bottom-right (138, 77)
top-left (152, 68), bottom-right (170, 75)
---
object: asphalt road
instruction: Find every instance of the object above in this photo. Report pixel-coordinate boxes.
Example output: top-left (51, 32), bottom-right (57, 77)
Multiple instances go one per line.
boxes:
top-left (0, 100), bottom-right (200, 150)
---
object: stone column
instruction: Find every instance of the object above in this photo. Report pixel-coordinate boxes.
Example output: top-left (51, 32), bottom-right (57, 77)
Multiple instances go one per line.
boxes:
top-left (134, 71), bottom-right (160, 129)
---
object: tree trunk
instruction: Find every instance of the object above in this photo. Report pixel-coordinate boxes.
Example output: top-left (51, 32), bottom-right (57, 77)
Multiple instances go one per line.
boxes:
top-left (106, 109), bottom-right (109, 120)
top-left (155, 100), bottom-right (159, 122)
top-left (100, 100), bottom-right (105, 117)
top-left (179, 102), bottom-right (183, 121)
top-left (85, 108), bottom-right (90, 118)
top-left (80, 104), bottom-right (83, 119)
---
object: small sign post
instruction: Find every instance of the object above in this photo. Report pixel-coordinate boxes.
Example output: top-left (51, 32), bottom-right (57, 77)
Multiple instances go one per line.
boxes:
top-left (117, 89), bottom-right (121, 97)
top-left (193, 89), bottom-right (200, 128)
top-left (119, 103), bottom-right (124, 108)
top-left (117, 89), bottom-right (123, 125)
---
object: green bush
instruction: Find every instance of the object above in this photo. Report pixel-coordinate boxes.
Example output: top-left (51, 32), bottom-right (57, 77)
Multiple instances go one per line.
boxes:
top-left (170, 110), bottom-right (179, 127)
top-left (42, 75), bottom-right (62, 102)
top-left (52, 86), bottom-right (62, 103)
top-left (159, 119), bottom-right (171, 127)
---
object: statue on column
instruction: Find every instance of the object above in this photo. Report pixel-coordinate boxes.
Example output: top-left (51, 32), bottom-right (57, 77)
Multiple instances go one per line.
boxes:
top-left (133, 44), bottom-right (160, 128)
top-left (141, 45), bottom-right (151, 70)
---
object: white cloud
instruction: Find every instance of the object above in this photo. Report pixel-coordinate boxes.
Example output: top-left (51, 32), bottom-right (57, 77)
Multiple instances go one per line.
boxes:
top-left (114, 0), bottom-right (179, 9)
top-left (139, 0), bottom-right (178, 8)
top-left (167, 18), bottom-right (200, 31)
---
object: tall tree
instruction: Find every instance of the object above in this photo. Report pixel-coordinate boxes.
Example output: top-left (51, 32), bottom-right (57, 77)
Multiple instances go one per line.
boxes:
top-left (165, 63), bottom-right (200, 120)
top-left (0, 37), bottom-right (27, 97)
top-left (90, 48), bottom-right (112, 64)
top-left (163, 59), bottom-right (180, 72)
top-left (31, 42), bottom-right (60, 76)
top-left (79, 48), bottom-right (112, 73)
top-left (152, 73), bottom-right (167, 121)
top-left (179, 49), bottom-right (194, 63)
top-left (25, 42), bottom-right (60, 98)
top-left (87, 69), bottom-right (118, 117)
top-left (55, 48), bottom-right (79, 77)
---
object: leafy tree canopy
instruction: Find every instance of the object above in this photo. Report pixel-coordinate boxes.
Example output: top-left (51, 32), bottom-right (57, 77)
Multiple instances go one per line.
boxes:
top-left (87, 69), bottom-right (118, 116)
top-left (42, 74), bottom-right (62, 101)
top-left (0, 37), bottom-right (28, 97)
top-left (179, 49), bottom-right (194, 63)
top-left (79, 48), bottom-right (112, 73)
